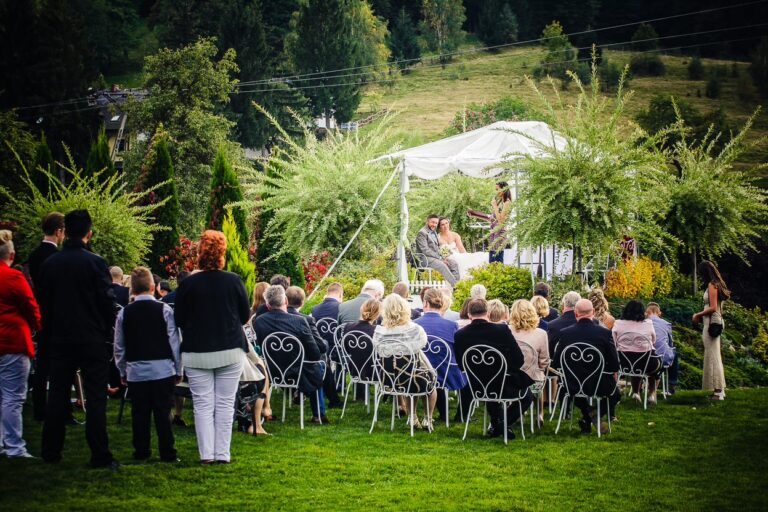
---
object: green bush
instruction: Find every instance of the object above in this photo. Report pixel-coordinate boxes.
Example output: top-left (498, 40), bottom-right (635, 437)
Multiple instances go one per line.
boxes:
top-left (223, 212), bottom-right (256, 299)
top-left (753, 327), bottom-right (768, 365)
top-left (723, 302), bottom-right (768, 347)
top-left (687, 56), bottom-right (704, 80)
top-left (317, 257), bottom-right (398, 301)
top-left (0, 157), bottom-right (164, 269)
top-left (453, 263), bottom-right (532, 307)
top-left (206, 147), bottom-right (248, 247)
top-left (630, 54), bottom-right (666, 76)
top-left (705, 77), bottom-right (722, 98)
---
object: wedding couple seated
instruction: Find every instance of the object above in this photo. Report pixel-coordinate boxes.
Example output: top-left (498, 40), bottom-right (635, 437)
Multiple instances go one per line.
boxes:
top-left (414, 214), bottom-right (488, 286)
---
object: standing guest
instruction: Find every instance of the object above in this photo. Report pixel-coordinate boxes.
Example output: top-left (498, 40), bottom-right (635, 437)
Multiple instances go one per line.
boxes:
top-left (693, 260), bottom-right (730, 401)
top-left (488, 182), bottom-right (512, 263)
top-left (509, 299), bottom-right (550, 383)
top-left (286, 286), bottom-right (336, 414)
top-left (38, 210), bottom-right (119, 468)
top-left (0, 231), bottom-right (41, 458)
top-left (338, 280), bottom-right (385, 324)
top-left (311, 282), bottom-right (343, 320)
top-left (454, 299), bottom-right (532, 439)
top-left (253, 275), bottom-right (290, 317)
top-left (470, 284), bottom-right (487, 300)
top-left (554, 299), bottom-right (620, 434)
top-left (533, 282), bottom-right (558, 321)
top-left (487, 299), bottom-right (509, 324)
top-left (439, 288), bottom-right (460, 323)
top-left (530, 295), bottom-right (551, 331)
top-left (414, 289), bottom-right (468, 422)
top-left (249, 281), bottom-right (270, 317)
top-left (372, 294), bottom-right (437, 431)
top-left (174, 230), bottom-right (250, 464)
top-left (113, 267), bottom-right (181, 463)
top-left (393, 281), bottom-right (420, 320)
top-left (589, 288), bottom-right (615, 330)
top-left (109, 266), bottom-right (130, 307)
top-left (253, 285), bottom-right (327, 424)
top-left (646, 302), bottom-right (679, 395)
top-left (161, 271), bottom-right (190, 305)
top-left (414, 214), bottom-right (460, 287)
top-left (547, 291), bottom-right (581, 357)
top-left (26, 212), bottom-right (65, 422)
top-left (613, 300), bottom-right (662, 404)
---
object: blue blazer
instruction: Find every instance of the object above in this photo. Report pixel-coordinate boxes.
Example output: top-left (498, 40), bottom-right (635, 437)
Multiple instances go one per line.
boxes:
top-left (311, 298), bottom-right (340, 321)
top-left (414, 312), bottom-right (467, 390)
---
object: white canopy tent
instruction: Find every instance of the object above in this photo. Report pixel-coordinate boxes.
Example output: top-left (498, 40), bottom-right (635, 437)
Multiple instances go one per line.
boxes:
top-left (375, 120), bottom-right (571, 283)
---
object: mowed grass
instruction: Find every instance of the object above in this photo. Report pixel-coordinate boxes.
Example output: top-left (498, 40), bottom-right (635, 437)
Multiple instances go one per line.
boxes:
top-left (2, 387), bottom-right (767, 511)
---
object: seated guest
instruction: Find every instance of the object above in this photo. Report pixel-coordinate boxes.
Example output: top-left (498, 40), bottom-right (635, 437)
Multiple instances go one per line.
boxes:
top-left (0, 230), bottom-right (41, 458)
top-left (286, 286), bottom-right (336, 412)
top-left (413, 287), bottom-right (431, 317)
top-left (612, 300), bottom-right (662, 404)
top-left (157, 281), bottom-right (171, 300)
top-left (393, 281), bottom-right (420, 320)
top-left (174, 230), bottom-right (251, 464)
top-left (554, 299), bottom-right (620, 434)
top-left (253, 285), bottom-right (327, 424)
top-left (414, 214), bottom-right (460, 287)
top-left (454, 299), bottom-right (533, 439)
top-left (311, 282), bottom-right (343, 320)
top-left (372, 294), bottom-right (437, 431)
top-left (487, 299), bottom-right (509, 324)
top-left (439, 288), bottom-right (460, 322)
top-left (109, 266), bottom-right (129, 307)
top-left (415, 289), bottom-right (468, 421)
top-left (253, 275), bottom-right (290, 317)
top-left (470, 284), bottom-right (487, 300)
top-left (589, 288), bottom-right (615, 329)
top-left (509, 299), bottom-right (549, 383)
top-left (457, 298), bottom-right (472, 329)
top-left (340, 299), bottom-right (380, 383)
top-left (530, 295), bottom-right (550, 331)
top-left (338, 279), bottom-right (385, 324)
top-left (161, 271), bottom-right (190, 306)
top-left (547, 291), bottom-right (581, 357)
top-left (533, 282), bottom-right (558, 321)
top-left (249, 281), bottom-right (269, 318)
top-left (646, 302), bottom-right (678, 394)
top-left (113, 267), bottom-right (180, 463)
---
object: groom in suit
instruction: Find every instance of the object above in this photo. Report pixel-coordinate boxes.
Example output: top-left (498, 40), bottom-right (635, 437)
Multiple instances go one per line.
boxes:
top-left (414, 214), bottom-right (460, 287)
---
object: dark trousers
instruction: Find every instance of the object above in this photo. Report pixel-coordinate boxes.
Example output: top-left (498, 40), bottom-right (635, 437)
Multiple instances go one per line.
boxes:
top-left (574, 389), bottom-right (621, 421)
top-left (323, 369), bottom-right (341, 405)
top-left (42, 343), bottom-right (114, 465)
top-left (669, 353), bottom-right (680, 386)
top-left (128, 376), bottom-right (176, 461)
top-left (436, 386), bottom-right (472, 421)
top-left (32, 340), bottom-right (50, 420)
top-left (487, 390), bottom-right (533, 426)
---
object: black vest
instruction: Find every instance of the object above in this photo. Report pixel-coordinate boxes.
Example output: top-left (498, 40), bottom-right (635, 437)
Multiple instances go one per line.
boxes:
top-left (123, 299), bottom-right (173, 362)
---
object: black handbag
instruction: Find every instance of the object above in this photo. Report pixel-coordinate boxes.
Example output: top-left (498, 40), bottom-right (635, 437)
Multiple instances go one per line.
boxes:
top-left (708, 311), bottom-right (724, 338)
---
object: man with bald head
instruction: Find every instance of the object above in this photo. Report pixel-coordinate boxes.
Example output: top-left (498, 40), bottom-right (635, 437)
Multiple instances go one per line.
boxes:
top-left (553, 298), bottom-right (620, 434)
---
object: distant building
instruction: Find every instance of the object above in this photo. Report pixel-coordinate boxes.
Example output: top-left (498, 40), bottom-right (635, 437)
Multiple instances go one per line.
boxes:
top-left (88, 86), bottom-right (149, 171)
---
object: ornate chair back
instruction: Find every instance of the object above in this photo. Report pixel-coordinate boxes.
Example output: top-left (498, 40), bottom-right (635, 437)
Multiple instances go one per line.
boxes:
top-left (424, 335), bottom-right (453, 389)
top-left (462, 344), bottom-right (508, 401)
top-left (559, 342), bottom-right (606, 400)
top-left (261, 331), bottom-right (305, 390)
top-left (341, 330), bottom-right (376, 385)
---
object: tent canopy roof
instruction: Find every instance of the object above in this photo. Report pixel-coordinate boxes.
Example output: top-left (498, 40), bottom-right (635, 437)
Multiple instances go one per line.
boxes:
top-left (377, 120), bottom-right (566, 180)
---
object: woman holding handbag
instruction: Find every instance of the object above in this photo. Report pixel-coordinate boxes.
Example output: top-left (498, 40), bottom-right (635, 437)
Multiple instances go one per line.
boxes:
top-left (692, 260), bottom-right (730, 401)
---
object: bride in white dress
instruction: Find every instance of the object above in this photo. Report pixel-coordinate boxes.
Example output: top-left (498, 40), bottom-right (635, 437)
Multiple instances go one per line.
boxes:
top-left (437, 217), bottom-right (488, 280)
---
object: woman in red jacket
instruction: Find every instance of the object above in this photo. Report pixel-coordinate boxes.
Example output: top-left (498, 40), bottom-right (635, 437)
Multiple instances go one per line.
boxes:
top-left (0, 230), bottom-right (41, 458)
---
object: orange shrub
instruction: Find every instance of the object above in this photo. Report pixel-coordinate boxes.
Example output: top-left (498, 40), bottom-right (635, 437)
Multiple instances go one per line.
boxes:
top-left (605, 256), bottom-right (674, 299)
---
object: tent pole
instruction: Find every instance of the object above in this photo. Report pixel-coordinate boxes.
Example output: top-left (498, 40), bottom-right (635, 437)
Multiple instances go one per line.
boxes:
top-left (397, 161), bottom-right (409, 284)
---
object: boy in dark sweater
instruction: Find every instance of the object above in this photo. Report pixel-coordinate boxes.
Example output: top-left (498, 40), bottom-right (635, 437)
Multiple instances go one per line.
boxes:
top-left (114, 267), bottom-right (181, 462)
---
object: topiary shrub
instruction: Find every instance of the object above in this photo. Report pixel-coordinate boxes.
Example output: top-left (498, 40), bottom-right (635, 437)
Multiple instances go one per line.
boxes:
top-left (223, 211), bottom-right (256, 298)
top-left (687, 56), bottom-right (704, 80)
top-left (453, 263), bottom-right (532, 306)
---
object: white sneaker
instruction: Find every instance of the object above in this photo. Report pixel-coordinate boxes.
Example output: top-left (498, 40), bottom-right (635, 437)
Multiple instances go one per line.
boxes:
top-left (632, 393), bottom-right (641, 403)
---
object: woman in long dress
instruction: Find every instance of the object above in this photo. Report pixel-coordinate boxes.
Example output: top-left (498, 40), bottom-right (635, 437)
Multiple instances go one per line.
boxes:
top-left (437, 217), bottom-right (488, 280)
top-left (692, 260), bottom-right (730, 401)
top-left (489, 182), bottom-right (512, 263)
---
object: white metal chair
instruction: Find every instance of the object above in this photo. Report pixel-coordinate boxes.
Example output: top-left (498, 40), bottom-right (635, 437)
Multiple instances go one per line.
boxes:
top-left (339, 330), bottom-right (376, 418)
top-left (317, 318), bottom-right (346, 392)
top-left (423, 335), bottom-right (456, 428)
top-left (461, 345), bottom-right (528, 445)
top-left (616, 333), bottom-right (657, 410)
top-left (517, 342), bottom-right (546, 433)
top-left (409, 246), bottom-right (434, 281)
top-left (556, 342), bottom-right (612, 438)
top-left (261, 331), bottom-right (325, 429)
top-left (370, 341), bottom-right (437, 437)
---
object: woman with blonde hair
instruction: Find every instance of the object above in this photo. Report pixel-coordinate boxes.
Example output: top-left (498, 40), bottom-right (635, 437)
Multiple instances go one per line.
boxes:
top-left (530, 295), bottom-right (550, 330)
top-left (510, 299), bottom-right (549, 423)
top-left (487, 299), bottom-right (510, 324)
top-left (372, 294), bottom-right (437, 431)
top-left (589, 288), bottom-right (615, 329)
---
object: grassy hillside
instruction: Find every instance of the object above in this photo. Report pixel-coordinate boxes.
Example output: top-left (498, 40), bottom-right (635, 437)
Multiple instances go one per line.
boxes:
top-left (361, 46), bottom-right (767, 168)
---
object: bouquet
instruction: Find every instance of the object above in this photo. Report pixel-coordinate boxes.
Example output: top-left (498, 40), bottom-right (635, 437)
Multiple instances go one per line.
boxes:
top-left (439, 245), bottom-right (453, 258)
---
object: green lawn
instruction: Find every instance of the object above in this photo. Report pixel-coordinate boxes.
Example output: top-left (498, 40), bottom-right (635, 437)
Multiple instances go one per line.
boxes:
top-left (2, 387), bottom-right (767, 511)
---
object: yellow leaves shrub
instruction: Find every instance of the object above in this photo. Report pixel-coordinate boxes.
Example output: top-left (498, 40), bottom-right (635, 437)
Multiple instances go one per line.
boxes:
top-left (605, 256), bottom-right (674, 299)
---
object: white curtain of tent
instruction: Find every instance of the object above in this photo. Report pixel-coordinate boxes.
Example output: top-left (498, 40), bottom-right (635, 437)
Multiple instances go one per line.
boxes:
top-left (375, 121), bottom-right (567, 283)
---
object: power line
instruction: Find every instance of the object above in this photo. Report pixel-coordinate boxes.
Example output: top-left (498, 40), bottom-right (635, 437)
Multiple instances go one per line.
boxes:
top-left (235, 0), bottom-right (767, 87)
top-left (234, 21), bottom-right (768, 89)
top-left (233, 36), bottom-right (763, 95)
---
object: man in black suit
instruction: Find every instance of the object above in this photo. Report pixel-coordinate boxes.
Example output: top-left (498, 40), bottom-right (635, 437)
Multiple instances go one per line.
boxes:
top-left (109, 266), bottom-right (130, 307)
top-left (26, 212), bottom-right (65, 421)
top-left (546, 291), bottom-right (581, 357)
top-left (38, 209), bottom-right (119, 468)
top-left (253, 285), bottom-right (328, 424)
top-left (454, 299), bottom-right (533, 439)
top-left (310, 282), bottom-right (343, 320)
top-left (553, 299), bottom-right (620, 434)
